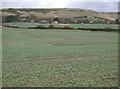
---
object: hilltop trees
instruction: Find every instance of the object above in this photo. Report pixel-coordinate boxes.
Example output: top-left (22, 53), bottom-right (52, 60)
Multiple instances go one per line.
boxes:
top-left (4, 15), bottom-right (18, 22)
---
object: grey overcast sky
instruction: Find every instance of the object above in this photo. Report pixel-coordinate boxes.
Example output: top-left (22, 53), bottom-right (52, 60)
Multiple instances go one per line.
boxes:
top-left (1, 0), bottom-right (119, 12)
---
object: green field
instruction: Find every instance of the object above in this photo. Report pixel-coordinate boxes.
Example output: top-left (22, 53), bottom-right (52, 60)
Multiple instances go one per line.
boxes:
top-left (2, 26), bottom-right (118, 87)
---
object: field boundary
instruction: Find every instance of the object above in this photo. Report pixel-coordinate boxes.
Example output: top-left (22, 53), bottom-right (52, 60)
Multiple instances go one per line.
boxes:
top-left (2, 24), bottom-right (119, 32)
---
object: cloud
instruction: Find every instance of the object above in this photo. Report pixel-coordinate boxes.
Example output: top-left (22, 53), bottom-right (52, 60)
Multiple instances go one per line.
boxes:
top-left (2, 0), bottom-right (71, 8)
top-left (35, 0), bottom-right (71, 8)
top-left (67, 2), bottom-right (118, 12)
top-left (1, 0), bottom-right (119, 2)
top-left (1, 0), bottom-right (119, 12)
top-left (70, 0), bottom-right (119, 2)
top-left (2, 2), bottom-right (38, 8)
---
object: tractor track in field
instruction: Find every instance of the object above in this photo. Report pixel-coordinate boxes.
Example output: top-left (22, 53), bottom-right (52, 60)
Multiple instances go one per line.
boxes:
top-left (3, 50), bottom-right (118, 63)
top-left (51, 42), bottom-right (118, 46)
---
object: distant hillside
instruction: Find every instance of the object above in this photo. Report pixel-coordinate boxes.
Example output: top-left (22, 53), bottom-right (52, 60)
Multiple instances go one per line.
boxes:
top-left (1, 8), bottom-right (118, 23)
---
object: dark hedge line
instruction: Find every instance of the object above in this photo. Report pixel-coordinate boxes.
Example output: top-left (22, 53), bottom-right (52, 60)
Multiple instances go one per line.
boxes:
top-left (2, 24), bottom-right (118, 32)
top-left (2, 24), bottom-right (20, 28)
top-left (28, 25), bottom-right (74, 29)
top-left (28, 25), bottom-right (47, 29)
top-left (77, 27), bottom-right (118, 32)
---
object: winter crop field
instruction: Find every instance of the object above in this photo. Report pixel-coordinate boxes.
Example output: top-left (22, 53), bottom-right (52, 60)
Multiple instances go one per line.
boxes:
top-left (2, 25), bottom-right (118, 87)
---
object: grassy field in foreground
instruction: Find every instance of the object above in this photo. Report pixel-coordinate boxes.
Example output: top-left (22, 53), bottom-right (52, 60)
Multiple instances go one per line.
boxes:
top-left (2, 27), bottom-right (118, 87)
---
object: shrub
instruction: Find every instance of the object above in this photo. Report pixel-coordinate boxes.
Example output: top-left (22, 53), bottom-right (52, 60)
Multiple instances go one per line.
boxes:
top-left (55, 26), bottom-right (74, 29)
top-left (62, 26), bottom-right (73, 29)
top-left (2, 24), bottom-right (19, 28)
top-left (104, 27), bottom-right (111, 31)
top-left (48, 25), bottom-right (54, 29)
top-left (10, 26), bottom-right (19, 28)
top-left (28, 25), bottom-right (47, 29)
top-left (35, 25), bottom-right (46, 29)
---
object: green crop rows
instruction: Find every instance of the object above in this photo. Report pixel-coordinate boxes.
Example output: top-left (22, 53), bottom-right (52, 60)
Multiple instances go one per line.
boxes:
top-left (2, 26), bottom-right (118, 87)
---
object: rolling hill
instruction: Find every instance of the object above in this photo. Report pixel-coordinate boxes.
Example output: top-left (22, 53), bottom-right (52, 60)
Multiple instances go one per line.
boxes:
top-left (1, 8), bottom-right (118, 23)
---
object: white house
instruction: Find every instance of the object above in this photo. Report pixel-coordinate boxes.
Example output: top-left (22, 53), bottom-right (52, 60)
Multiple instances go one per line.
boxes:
top-left (52, 21), bottom-right (58, 24)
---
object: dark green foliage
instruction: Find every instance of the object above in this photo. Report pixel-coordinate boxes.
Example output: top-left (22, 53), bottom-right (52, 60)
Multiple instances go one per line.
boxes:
top-left (48, 25), bottom-right (73, 29)
top-left (77, 27), bottom-right (117, 32)
top-left (5, 15), bottom-right (18, 22)
top-left (53, 18), bottom-right (60, 22)
top-left (48, 25), bottom-right (55, 29)
top-left (2, 24), bottom-right (20, 28)
top-left (63, 26), bottom-right (73, 29)
top-left (61, 26), bottom-right (74, 29)
top-left (28, 24), bottom-right (74, 30)
top-left (29, 25), bottom-right (46, 29)
top-left (35, 25), bottom-right (46, 29)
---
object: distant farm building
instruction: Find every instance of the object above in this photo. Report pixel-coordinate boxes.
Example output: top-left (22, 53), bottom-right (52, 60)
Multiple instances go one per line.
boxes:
top-left (41, 20), bottom-right (47, 23)
top-left (52, 20), bottom-right (58, 24)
